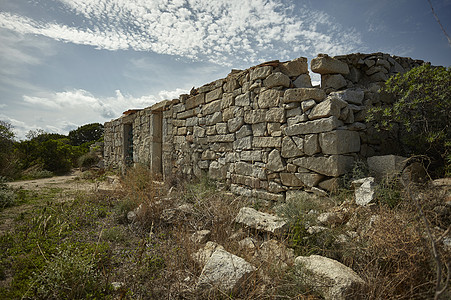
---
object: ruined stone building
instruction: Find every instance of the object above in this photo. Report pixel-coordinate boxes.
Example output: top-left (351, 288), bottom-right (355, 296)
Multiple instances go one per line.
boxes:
top-left (103, 53), bottom-right (425, 201)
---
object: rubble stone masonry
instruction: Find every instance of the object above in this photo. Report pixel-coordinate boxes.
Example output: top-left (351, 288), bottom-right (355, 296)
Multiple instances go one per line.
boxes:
top-left (103, 53), bottom-right (425, 201)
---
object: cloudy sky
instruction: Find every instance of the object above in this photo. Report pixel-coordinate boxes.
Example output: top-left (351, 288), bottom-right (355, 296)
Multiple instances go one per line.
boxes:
top-left (1, 0), bottom-right (450, 139)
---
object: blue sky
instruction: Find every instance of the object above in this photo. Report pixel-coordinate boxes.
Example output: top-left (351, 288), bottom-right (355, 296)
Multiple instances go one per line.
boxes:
top-left (1, 0), bottom-right (450, 139)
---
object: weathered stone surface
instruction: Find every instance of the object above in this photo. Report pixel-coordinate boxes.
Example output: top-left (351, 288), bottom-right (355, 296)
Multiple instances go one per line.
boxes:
top-left (215, 123), bottom-right (228, 134)
top-left (311, 55), bottom-right (350, 75)
top-left (287, 115), bottom-right (308, 126)
top-left (301, 99), bottom-right (316, 112)
top-left (309, 98), bottom-right (348, 120)
top-left (304, 134), bottom-right (320, 156)
top-left (251, 123), bottom-right (265, 137)
top-left (296, 172), bottom-right (324, 187)
top-left (209, 161), bottom-right (227, 179)
top-left (250, 66), bottom-right (272, 81)
top-left (280, 172), bottom-right (304, 187)
top-left (329, 89), bottom-right (364, 105)
top-left (244, 109), bottom-right (266, 124)
top-left (230, 184), bottom-right (253, 197)
top-left (206, 87), bottom-right (223, 103)
top-left (367, 155), bottom-right (407, 181)
top-left (264, 72), bottom-right (291, 88)
top-left (253, 190), bottom-right (284, 202)
top-left (235, 161), bottom-right (266, 179)
top-left (293, 74), bottom-right (313, 88)
top-left (267, 149), bottom-right (285, 172)
top-left (235, 207), bottom-right (287, 234)
top-left (293, 155), bottom-right (354, 177)
top-left (268, 181), bottom-right (284, 193)
top-left (240, 150), bottom-right (263, 162)
top-left (281, 136), bottom-right (303, 158)
top-left (235, 91), bottom-right (251, 106)
top-left (295, 255), bottom-right (365, 300)
top-left (202, 149), bottom-right (217, 160)
top-left (266, 107), bottom-right (285, 123)
top-left (319, 130), bottom-right (360, 154)
top-left (207, 134), bottom-right (235, 143)
top-left (252, 137), bottom-right (282, 148)
top-left (186, 93), bottom-right (205, 109)
top-left (352, 177), bottom-right (376, 206)
top-left (258, 89), bottom-right (281, 108)
top-left (221, 93), bottom-right (234, 109)
top-left (284, 116), bottom-right (343, 136)
top-left (193, 126), bottom-right (205, 138)
top-left (280, 57), bottom-right (308, 77)
top-left (255, 239), bottom-right (295, 268)
top-left (284, 88), bottom-right (326, 103)
top-left (318, 177), bottom-right (340, 192)
top-left (197, 249), bottom-right (255, 292)
top-left (236, 125), bottom-right (252, 138)
top-left (191, 230), bottom-right (211, 244)
top-left (234, 136), bottom-right (253, 150)
top-left (206, 111), bottom-right (222, 125)
top-left (203, 99), bottom-right (222, 115)
top-left (227, 117), bottom-right (244, 132)
top-left (192, 241), bottom-right (225, 266)
top-left (322, 74), bottom-right (347, 90)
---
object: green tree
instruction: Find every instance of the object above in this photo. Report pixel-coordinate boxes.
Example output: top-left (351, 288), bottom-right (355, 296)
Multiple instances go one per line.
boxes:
top-left (68, 123), bottom-right (104, 146)
top-left (0, 121), bottom-right (19, 178)
top-left (367, 64), bottom-right (451, 176)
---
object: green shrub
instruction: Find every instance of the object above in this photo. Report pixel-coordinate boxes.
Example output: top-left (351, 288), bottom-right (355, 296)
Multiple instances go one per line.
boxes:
top-left (78, 152), bottom-right (100, 169)
top-left (31, 247), bottom-right (110, 299)
top-left (0, 177), bottom-right (16, 210)
top-left (367, 64), bottom-right (451, 177)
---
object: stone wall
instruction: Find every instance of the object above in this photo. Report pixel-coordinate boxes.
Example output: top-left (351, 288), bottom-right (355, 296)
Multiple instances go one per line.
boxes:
top-left (104, 53), bottom-right (425, 200)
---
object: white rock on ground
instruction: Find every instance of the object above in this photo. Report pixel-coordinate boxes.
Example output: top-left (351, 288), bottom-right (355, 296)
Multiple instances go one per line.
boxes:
top-left (235, 207), bottom-right (287, 234)
top-left (352, 177), bottom-right (376, 206)
top-left (192, 241), bottom-right (224, 266)
top-left (295, 255), bottom-right (365, 300)
top-left (197, 249), bottom-right (256, 293)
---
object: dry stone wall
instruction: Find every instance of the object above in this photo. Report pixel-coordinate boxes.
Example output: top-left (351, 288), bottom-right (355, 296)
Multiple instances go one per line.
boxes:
top-left (104, 53), bottom-right (425, 201)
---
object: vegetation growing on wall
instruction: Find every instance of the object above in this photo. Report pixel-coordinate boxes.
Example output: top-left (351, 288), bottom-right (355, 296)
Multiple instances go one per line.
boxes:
top-left (367, 64), bottom-right (451, 176)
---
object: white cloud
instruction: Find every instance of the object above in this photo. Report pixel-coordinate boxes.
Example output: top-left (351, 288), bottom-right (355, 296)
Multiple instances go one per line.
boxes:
top-left (22, 89), bottom-right (159, 119)
top-left (2, 88), bottom-right (172, 139)
top-left (0, 0), bottom-right (362, 65)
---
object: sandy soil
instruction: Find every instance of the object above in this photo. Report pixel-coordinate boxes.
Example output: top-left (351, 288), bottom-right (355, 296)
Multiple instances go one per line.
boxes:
top-left (7, 170), bottom-right (119, 191)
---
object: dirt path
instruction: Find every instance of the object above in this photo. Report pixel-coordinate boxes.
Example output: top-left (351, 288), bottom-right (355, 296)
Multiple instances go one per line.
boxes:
top-left (7, 170), bottom-right (119, 191)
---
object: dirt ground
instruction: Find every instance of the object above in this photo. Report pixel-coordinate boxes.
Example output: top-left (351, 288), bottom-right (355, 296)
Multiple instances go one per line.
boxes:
top-left (6, 170), bottom-right (119, 191)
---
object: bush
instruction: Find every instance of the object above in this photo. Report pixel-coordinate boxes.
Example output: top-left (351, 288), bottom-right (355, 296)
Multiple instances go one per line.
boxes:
top-left (367, 64), bottom-right (451, 177)
top-left (31, 247), bottom-right (110, 299)
top-left (78, 152), bottom-right (100, 169)
top-left (0, 177), bottom-right (15, 210)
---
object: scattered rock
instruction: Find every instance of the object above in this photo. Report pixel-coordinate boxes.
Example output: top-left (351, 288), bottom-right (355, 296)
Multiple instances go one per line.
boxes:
top-left (295, 255), bottom-right (365, 300)
top-left (352, 177), bottom-right (376, 206)
top-left (190, 230), bottom-right (211, 244)
top-left (255, 239), bottom-right (295, 268)
top-left (192, 241), bottom-right (224, 266)
top-left (197, 249), bottom-right (256, 293)
top-left (235, 207), bottom-right (287, 234)
top-left (367, 155), bottom-right (407, 181)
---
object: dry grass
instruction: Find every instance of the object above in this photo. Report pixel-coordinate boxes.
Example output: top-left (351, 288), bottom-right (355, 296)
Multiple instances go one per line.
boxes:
top-left (1, 165), bottom-right (449, 299)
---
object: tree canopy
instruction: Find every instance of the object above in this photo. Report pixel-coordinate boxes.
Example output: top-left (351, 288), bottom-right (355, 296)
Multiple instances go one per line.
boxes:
top-left (367, 64), bottom-right (451, 176)
top-left (68, 123), bottom-right (104, 146)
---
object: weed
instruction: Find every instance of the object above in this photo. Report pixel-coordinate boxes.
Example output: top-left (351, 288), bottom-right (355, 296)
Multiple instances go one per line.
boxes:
top-left (0, 177), bottom-right (16, 210)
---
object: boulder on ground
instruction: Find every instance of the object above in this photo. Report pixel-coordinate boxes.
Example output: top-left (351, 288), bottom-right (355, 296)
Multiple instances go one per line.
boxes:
top-left (197, 249), bottom-right (256, 293)
top-left (295, 255), bottom-right (365, 300)
top-left (367, 155), bottom-right (407, 181)
top-left (235, 207), bottom-right (287, 234)
top-left (352, 177), bottom-right (376, 206)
